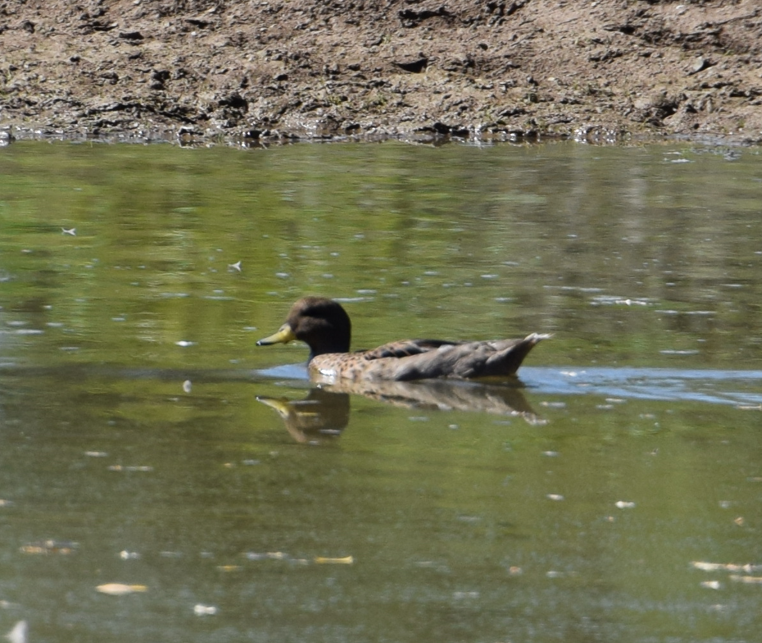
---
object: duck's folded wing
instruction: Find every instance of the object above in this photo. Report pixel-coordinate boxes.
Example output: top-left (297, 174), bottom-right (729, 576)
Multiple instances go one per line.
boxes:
top-left (361, 339), bottom-right (459, 360)
top-left (388, 334), bottom-right (549, 380)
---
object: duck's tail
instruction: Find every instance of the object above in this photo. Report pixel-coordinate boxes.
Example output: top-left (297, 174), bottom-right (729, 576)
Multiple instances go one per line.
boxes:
top-left (472, 332), bottom-right (552, 378)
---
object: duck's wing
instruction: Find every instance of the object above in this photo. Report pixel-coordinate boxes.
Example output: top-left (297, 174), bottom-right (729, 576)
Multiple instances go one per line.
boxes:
top-left (385, 333), bottom-right (550, 380)
top-left (361, 339), bottom-right (458, 361)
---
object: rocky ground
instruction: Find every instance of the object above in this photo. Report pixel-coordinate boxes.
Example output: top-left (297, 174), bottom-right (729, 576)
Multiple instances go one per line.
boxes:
top-left (1, 0), bottom-right (761, 144)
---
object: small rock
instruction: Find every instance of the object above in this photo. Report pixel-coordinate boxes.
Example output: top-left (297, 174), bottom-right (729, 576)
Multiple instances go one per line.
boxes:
top-left (689, 57), bottom-right (712, 75)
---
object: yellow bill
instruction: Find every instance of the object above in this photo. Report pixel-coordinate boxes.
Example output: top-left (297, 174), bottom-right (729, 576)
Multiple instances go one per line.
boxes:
top-left (256, 324), bottom-right (296, 346)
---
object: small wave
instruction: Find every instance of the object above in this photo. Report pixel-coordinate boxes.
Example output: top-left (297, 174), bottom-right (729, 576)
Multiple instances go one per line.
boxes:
top-left (520, 367), bottom-right (762, 406)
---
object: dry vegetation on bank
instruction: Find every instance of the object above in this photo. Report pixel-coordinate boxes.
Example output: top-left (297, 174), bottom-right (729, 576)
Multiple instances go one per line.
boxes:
top-left (1, 0), bottom-right (761, 143)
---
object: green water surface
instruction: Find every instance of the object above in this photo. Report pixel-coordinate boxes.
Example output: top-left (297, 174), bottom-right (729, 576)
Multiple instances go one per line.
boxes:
top-left (0, 140), bottom-right (761, 642)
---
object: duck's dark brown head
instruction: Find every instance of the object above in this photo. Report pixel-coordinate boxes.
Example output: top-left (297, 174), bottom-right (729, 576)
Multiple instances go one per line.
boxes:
top-left (257, 296), bottom-right (352, 359)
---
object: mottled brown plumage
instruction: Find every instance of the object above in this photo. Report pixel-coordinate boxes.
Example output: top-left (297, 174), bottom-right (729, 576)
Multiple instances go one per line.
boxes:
top-left (257, 296), bottom-right (548, 382)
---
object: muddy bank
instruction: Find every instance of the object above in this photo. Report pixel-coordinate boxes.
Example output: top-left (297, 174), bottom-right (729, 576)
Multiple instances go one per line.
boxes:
top-left (1, 0), bottom-right (761, 144)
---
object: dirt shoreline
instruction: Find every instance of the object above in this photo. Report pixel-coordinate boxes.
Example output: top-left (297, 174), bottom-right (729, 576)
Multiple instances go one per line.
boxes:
top-left (1, 0), bottom-right (761, 145)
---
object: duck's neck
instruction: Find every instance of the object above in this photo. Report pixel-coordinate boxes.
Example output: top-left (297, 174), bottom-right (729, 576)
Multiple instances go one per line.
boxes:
top-left (308, 336), bottom-right (351, 360)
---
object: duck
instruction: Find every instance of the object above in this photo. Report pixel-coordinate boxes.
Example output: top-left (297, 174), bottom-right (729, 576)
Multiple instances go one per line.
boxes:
top-left (256, 296), bottom-right (549, 382)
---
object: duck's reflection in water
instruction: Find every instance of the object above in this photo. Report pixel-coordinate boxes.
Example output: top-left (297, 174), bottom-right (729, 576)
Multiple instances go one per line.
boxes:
top-left (257, 388), bottom-right (351, 443)
top-left (258, 378), bottom-right (543, 443)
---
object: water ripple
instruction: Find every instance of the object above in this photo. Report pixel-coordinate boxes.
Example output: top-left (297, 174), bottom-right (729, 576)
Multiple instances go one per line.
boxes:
top-left (521, 367), bottom-right (762, 406)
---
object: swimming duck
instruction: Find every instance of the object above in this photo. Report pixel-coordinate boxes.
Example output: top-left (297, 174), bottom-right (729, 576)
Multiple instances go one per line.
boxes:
top-left (257, 296), bottom-right (548, 382)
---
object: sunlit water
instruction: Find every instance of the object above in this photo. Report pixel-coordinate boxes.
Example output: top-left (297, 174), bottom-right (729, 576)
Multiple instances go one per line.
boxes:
top-left (0, 141), bottom-right (761, 642)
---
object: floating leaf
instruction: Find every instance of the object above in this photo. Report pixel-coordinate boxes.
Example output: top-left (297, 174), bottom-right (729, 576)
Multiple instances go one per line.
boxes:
top-left (314, 555), bottom-right (354, 565)
top-left (96, 583), bottom-right (148, 595)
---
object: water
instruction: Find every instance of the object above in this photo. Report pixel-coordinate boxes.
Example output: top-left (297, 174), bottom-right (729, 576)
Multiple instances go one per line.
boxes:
top-left (0, 140), bottom-right (761, 642)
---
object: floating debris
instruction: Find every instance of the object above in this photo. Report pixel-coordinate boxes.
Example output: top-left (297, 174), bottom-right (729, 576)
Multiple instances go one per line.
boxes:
top-left (96, 583), bottom-right (148, 595)
top-left (0, 499), bottom-right (15, 507)
top-left (182, 380), bottom-right (192, 393)
top-left (700, 580), bottom-right (721, 590)
top-left (228, 261), bottom-right (242, 272)
top-left (314, 555), bottom-right (354, 565)
top-left (175, 340), bottom-right (195, 347)
top-left (61, 227), bottom-right (76, 236)
top-left (108, 465), bottom-right (153, 472)
top-left (245, 551), bottom-right (286, 561)
top-left (84, 451), bottom-right (108, 457)
top-left (692, 561), bottom-right (762, 573)
top-left (193, 604), bottom-right (218, 616)
top-left (242, 551), bottom-right (351, 565)
top-left (615, 501), bottom-right (636, 509)
top-left (216, 565), bottom-right (242, 572)
top-left (20, 540), bottom-right (77, 555)
top-left (119, 550), bottom-right (141, 560)
top-left (5, 620), bottom-right (27, 643)
top-left (730, 574), bottom-right (762, 584)
top-left (590, 295), bottom-right (651, 307)
top-left (547, 494), bottom-right (564, 501)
